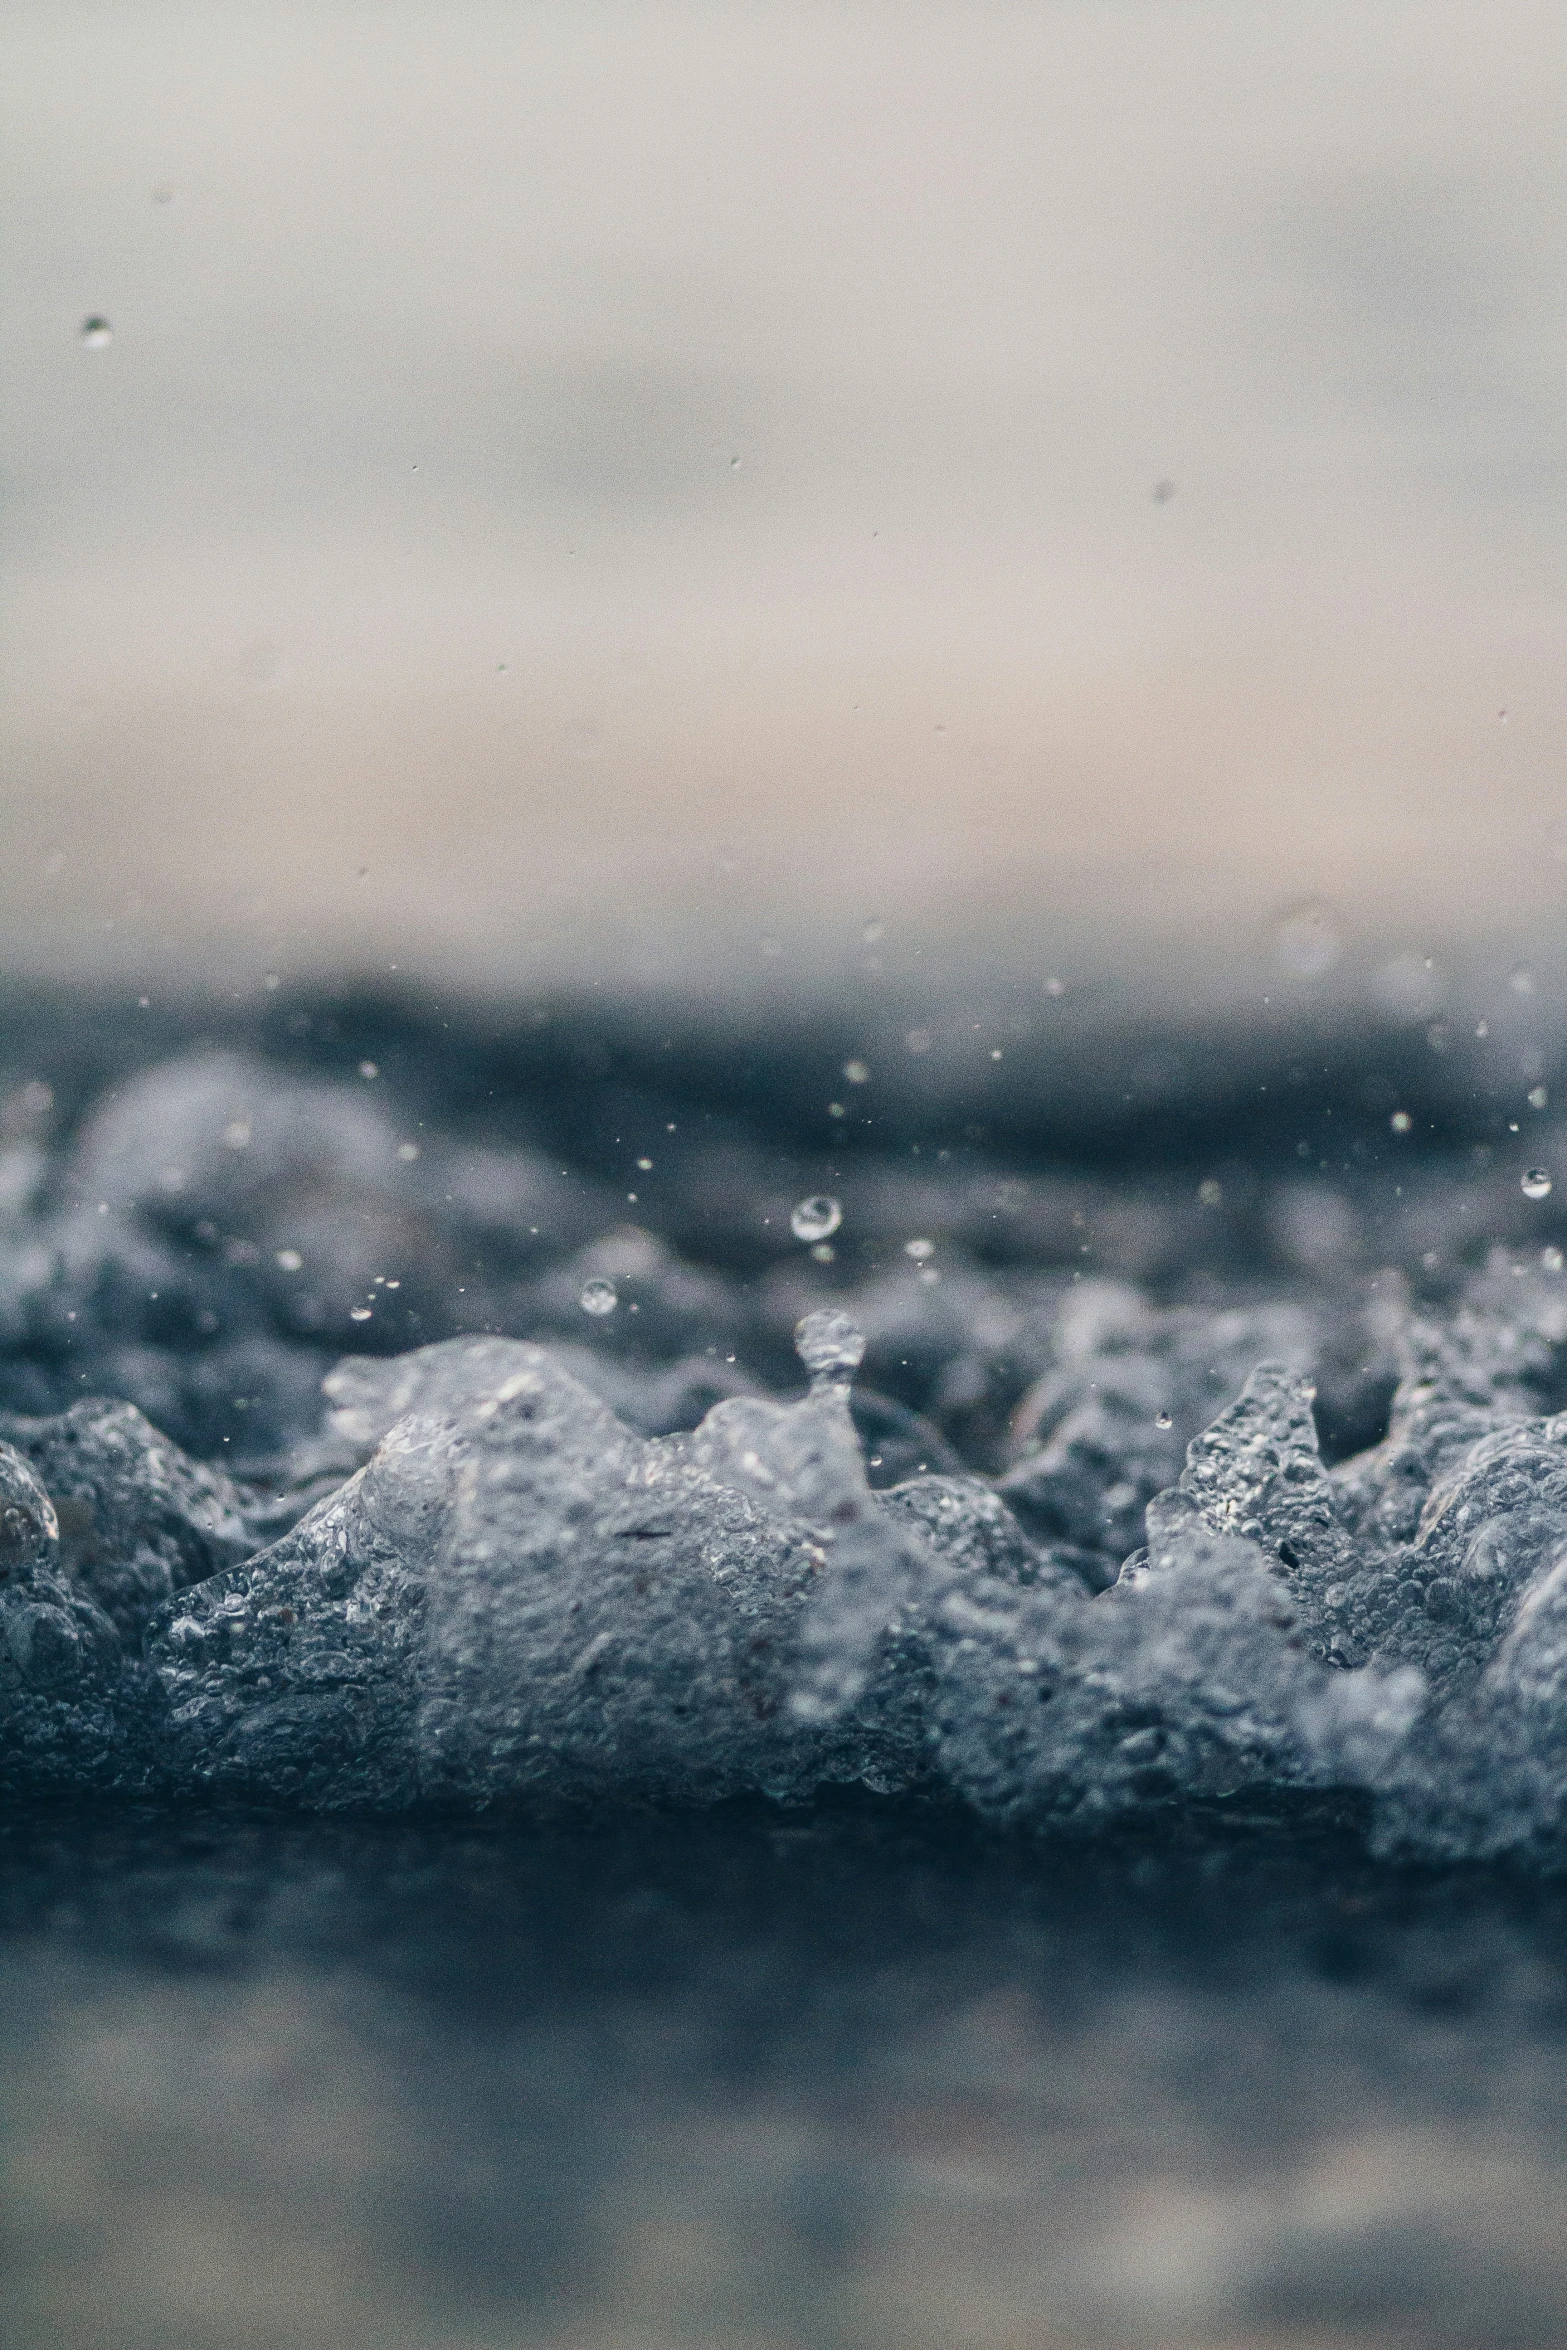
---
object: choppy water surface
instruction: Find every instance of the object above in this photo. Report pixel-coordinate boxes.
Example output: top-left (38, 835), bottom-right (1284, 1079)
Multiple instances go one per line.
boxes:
top-left (4, 992), bottom-right (1567, 2342)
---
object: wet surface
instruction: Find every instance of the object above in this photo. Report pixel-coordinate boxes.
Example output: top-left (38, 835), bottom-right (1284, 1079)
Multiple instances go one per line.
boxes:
top-left (1, 992), bottom-right (1566, 2339)
top-left (6, 1794), bottom-right (1567, 2349)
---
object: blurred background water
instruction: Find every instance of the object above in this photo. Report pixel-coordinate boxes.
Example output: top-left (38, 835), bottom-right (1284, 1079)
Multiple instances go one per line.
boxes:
top-left (3, 0), bottom-right (1566, 1024)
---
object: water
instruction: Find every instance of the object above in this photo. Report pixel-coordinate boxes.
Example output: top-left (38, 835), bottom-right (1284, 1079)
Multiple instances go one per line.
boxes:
top-left (790, 1194), bottom-right (843, 1243)
top-left (3, 990), bottom-right (1567, 2343)
top-left (8, 1796), bottom-right (1567, 2350)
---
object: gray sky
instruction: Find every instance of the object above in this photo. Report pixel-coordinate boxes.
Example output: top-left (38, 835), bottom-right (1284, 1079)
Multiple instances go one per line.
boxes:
top-left (4, 1), bottom-right (1566, 1015)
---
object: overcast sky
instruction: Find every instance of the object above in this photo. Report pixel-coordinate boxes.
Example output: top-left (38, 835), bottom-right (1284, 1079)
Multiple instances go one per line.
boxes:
top-left (3, 1), bottom-right (1566, 1016)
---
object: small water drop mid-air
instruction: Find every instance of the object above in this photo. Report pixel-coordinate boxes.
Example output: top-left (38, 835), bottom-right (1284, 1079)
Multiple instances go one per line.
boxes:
top-left (1155, 1411), bottom-right (1173, 1430)
top-left (1523, 1170), bottom-right (1554, 1201)
top-left (791, 1195), bottom-right (842, 1243)
top-left (80, 317), bottom-right (113, 348)
top-left (904, 1238), bottom-right (934, 1261)
top-left (579, 1277), bottom-right (619, 1316)
top-left (795, 1308), bottom-right (866, 1382)
top-left (1390, 1111), bottom-right (1413, 1134)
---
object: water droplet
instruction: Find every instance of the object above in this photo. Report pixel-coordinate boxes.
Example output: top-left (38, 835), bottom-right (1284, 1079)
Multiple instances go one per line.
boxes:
top-left (397, 1141), bottom-right (419, 1161)
top-left (350, 1307), bottom-right (372, 1322)
top-left (791, 1195), bottom-right (842, 1243)
top-left (1531, 1086), bottom-right (1549, 1109)
top-left (1523, 1169), bottom-right (1553, 1200)
top-left (635, 1156), bottom-right (653, 1171)
top-left (827, 1102), bottom-right (846, 1119)
top-left (275, 1248), bottom-right (303, 1272)
top-left (1545, 1247), bottom-right (1564, 1273)
top-left (579, 1277), bottom-right (619, 1316)
top-left (79, 317), bottom-right (112, 348)
top-left (904, 1237), bottom-right (934, 1261)
top-left (810, 1242), bottom-right (835, 1263)
top-left (222, 1120), bottom-right (251, 1151)
top-left (1390, 1110), bottom-right (1412, 1134)
top-left (1197, 1178), bottom-right (1223, 1208)
top-left (358, 1061), bottom-right (378, 1080)
top-left (1155, 1411), bottom-right (1173, 1430)
top-left (794, 1308), bottom-right (865, 1381)
top-left (1045, 977), bottom-right (1064, 996)
top-left (1273, 901), bottom-right (1341, 980)
top-left (843, 1060), bottom-right (869, 1085)
top-left (1511, 965), bottom-right (1536, 996)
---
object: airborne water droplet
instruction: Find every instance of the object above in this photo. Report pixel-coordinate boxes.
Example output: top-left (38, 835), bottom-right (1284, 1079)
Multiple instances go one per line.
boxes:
top-left (1391, 1111), bottom-right (1412, 1134)
top-left (80, 316), bottom-right (113, 348)
top-left (791, 1195), bottom-right (842, 1243)
top-left (579, 1277), bottom-right (619, 1316)
top-left (794, 1307), bottom-right (865, 1381)
top-left (1523, 1169), bottom-right (1553, 1200)
top-left (1155, 1411), bottom-right (1173, 1430)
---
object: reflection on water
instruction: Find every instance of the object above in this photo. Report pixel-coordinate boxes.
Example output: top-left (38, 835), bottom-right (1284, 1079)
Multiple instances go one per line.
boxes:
top-left (6, 1796), bottom-right (1567, 2349)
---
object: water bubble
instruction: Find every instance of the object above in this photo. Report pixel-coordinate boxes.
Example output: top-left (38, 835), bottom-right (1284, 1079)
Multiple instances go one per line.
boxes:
top-left (794, 1308), bottom-right (865, 1382)
top-left (827, 1103), bottom-right (846, 1119)
top-left (349, 1307), bottom-right (372, 1322)
top-left (1531, 1087), bottom-right (1549, 1110)
top-left (79, 317), bottom-right (113, 349)
top-left (1155, 1411), bottom-right (1173, 1430)
top-left (843, 1060), bottom-right (869, 1085)
top-left (579, 1277), bottom-right (619, 1316)
top-left (358, 1061), bottom-right (378, 1080)
top-left (904, 1237), bottom-right (934, 1261)
top-left (1511, 966), bottom-right (1536, 996)
top-left (1523, 1169), bottom-right (1553, 1201)
top-left (275, 1248), bottom-right (303, 1272)
top-left (810, 1242), bottom-right (835, 1263)
top-left (397, 1142), bottom-right (419, 1161)
top-left (791, 1195), bottom-right (842, 1243)
top-left (1273, 901), bottom-right (1341, 980)
top-left (1390, 1111), bottom-right (1413, 1134)
top-left (1197, 1178), bottom-right (1223, 1208)
top-left (1545, 1247), bottom-right (1564, 1273)
top-left (635, 1156), bottom-right (653, 1171)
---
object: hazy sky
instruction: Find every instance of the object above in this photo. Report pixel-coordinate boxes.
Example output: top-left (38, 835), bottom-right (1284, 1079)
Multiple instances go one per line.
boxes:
top-left (3, 1), bottom-right (1566, 1013)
